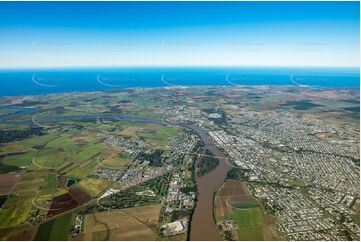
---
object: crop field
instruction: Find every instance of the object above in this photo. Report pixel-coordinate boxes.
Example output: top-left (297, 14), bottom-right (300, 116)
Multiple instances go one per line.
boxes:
top-left (1, 151), bottom-right (38, 167)
top-left (75, 177), bottom-right (112, 197)
top-left (34, 212), bottom-right (73, 240)
top-left (0, 129), bottom-right (105, 172)
top-left (98, 147), bottom-right (129, 169)
top-left (214, 180), bottom-right (277, 241)
top-left (0, 161), bottom-right (22, 174)
top-left (46, 187), bottom-right (91, 218)
top-left (0, 143), bottom-right (34, 156)
top-left (0, 114), bottom-right (179, 236)
top-left (214, 180), bottom-right (254, 218)
top-left (11, 171), bottom-right (49, 195)
top-left (0, 194), bottom-right (34, 227)
top-left (78, 203), bottom-right (161, 241)
top-left (0, 172), bottom-right (21, 195)
top-left (137, 125), bottom-right (181, 148)
top-left (0, 224), bottom-right (39, 240)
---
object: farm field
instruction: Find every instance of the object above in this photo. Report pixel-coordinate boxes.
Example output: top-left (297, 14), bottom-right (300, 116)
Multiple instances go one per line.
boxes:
top-left (0, 172), bottom-right (21, 195)
top-left (75, 177), bottom-right (112, 197)
top-left (0, 224), bottom-right (38, 240)
top-left (77, 203), bottom-right (161, 240)
top-left (0, 84), bottom-right (359, 241)
top-left (47, 187), bottom-right (91, 218)
top-left (34, 212), bottom-right (73, 240)
top-left (214, 180), bottom-right (278, 241)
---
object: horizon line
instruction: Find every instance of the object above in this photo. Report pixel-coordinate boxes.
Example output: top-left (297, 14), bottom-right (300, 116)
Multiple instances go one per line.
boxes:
top-left (0, 65), bottom-right (359, 70)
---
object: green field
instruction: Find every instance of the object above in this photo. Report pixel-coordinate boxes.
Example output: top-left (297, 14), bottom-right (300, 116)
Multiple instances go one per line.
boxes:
top-left (219, 202), bottom-right (265, 241)
top-left (352, 214), bottom-right (360, 227)
top-left (137, 126), bottom-right (181, 147)
top-left (0, 195), bottom-right (34, 227)
top-left (1, 151), bottom-right (38, 167)
top-left (75, 177), bottom-right (112, 197)
top-left (34, 213), bottom-right (73, 240)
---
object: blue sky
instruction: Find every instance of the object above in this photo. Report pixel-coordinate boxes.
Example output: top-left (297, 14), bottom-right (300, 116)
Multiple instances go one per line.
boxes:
top-left (0, 1), bottom-right (359, 68)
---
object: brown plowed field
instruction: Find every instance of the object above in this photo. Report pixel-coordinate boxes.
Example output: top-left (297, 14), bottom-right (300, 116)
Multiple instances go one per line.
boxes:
top-left (46, 187), bottom-right (91, 218)
top-left (0, 173), bottom-right (21, 195)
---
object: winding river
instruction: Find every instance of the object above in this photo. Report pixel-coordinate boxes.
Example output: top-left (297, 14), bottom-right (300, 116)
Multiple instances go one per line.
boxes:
top-left (188, 125), bottom-right (231, 241)
top-left (0, 110), bottom-right (230, 240)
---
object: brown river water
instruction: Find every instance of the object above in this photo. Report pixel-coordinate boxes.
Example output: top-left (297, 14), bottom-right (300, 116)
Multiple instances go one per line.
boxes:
top-left (189, 125), bottom-right (231, 241)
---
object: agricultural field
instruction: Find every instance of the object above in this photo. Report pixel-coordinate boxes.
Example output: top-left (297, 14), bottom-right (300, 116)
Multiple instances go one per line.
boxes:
top-left (47, 187), bottom-right (91, 218)
top-left (34, 212), bottom-right (73, 240)
top-left (0, 172), bottom-right (21, 195)
top-left (76, 203), bottom-right (161, 240)
top-left (0, 85), bottom-right (358, 241)
top-left (75, 177), bottom-right (112, 197)
top-left (0, 103), bottom-right (183, 240)
top-left (214, 180), bottom-right (279, 241)
top-left (119, 123), bottom-right (181, 149)
top-left (99, 147), bottom-right (128, 167)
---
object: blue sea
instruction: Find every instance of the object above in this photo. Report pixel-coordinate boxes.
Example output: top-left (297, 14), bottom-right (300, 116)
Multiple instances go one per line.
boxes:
top-left (0, 67), bottom-right (359, 96)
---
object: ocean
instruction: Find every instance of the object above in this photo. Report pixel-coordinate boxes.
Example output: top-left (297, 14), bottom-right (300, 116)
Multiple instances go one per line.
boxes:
top-left (0, 67), bottom-right (359, 96)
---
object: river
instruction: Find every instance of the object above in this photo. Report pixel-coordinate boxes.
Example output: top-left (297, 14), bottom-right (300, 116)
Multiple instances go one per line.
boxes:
top-left (0, 111), bottom-right (230, 240)
top-left (188, 125), bottom-right (231, 240)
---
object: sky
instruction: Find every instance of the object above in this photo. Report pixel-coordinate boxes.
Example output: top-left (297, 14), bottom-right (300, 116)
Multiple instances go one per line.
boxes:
top-left (0, 1), bottom-right (359, 68)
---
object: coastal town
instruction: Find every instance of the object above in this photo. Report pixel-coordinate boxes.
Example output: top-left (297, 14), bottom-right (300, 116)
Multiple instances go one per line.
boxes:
top-left (0, 86), bottom-right (359, 241)
top-left (0, 1), bottom-right (359, 241)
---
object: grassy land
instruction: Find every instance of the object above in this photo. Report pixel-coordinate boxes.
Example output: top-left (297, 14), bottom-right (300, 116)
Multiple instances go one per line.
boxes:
top-left (1, 151), bottom-right (38, 167)
top-left (40, 173), bottom-right (58, 194)
top-left (220, 202), bottom-right (265, 240)
top-left (34, 212), bottom-right (73, 240)
top-left (75, 178), bottom-right (112, 197)
top-left (0, 161), bottom-right (23, 174)
top-left (65, 161), bottom-right (98, 179)
top-left (352, 214), bottom-right (360, 227)
top-left (0, 143), bottom-right (34, 155)
top-left (0, 195), bottom-right (34, 227)
top-left (99, 147), bottom-right (130, 169)
top-left (79, 204), bottom-right (161, 241)
top-left (137, 125), bottom-right (181, 148)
